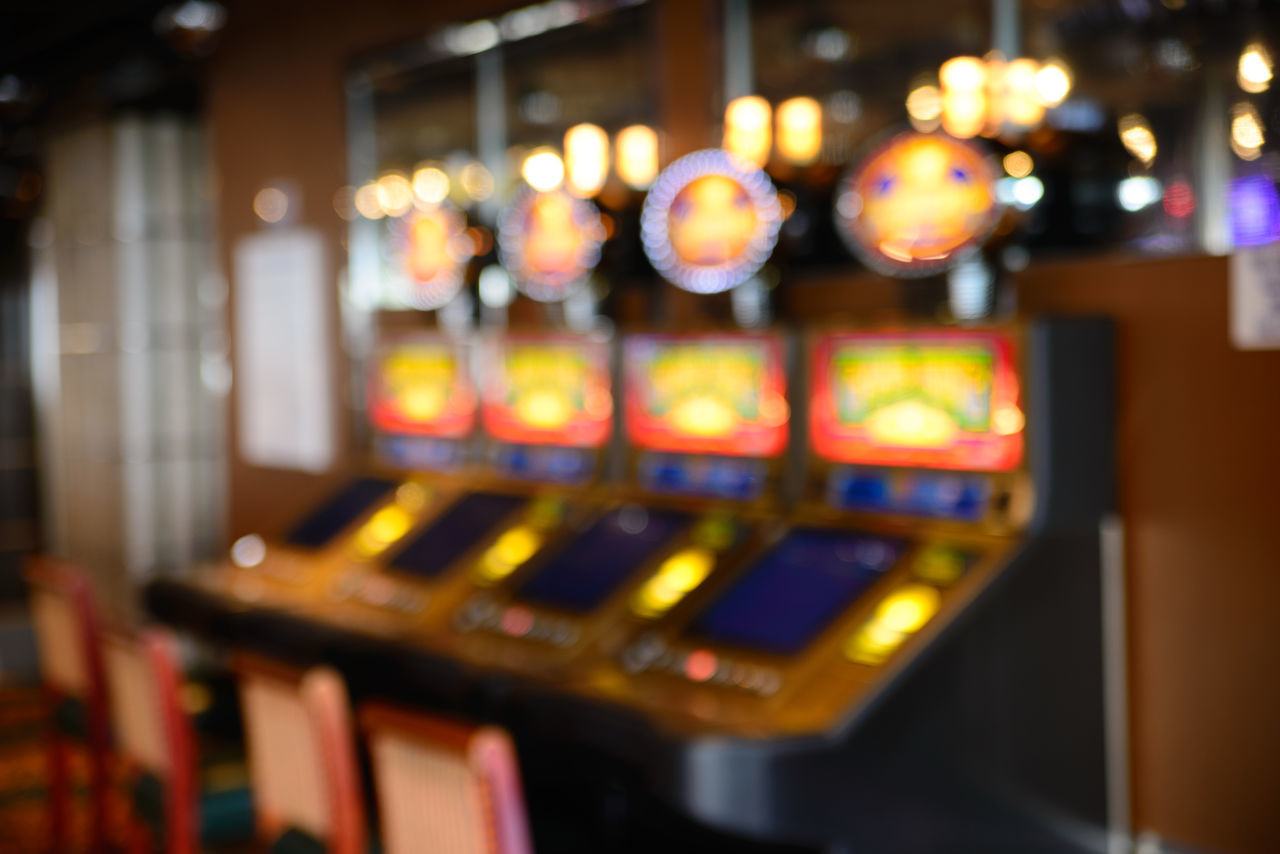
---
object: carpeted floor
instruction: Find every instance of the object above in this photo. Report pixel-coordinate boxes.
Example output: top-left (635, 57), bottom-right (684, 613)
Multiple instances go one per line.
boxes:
top-left (0, 683), bottom-right (132, 854)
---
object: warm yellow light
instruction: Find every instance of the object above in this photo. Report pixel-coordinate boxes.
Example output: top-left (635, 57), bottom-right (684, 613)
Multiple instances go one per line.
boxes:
top-left (844, 583), bottom-right (941, 666)
top-left (615, 125), bottom-right (659, 189)
top-left (940, 56), bottom-right (987, 92)
top-left (1118, 114), bottom-right (1157, 165)
top-left (253, 187), bottom-right (288, 223)
top-left (475, 525), bottom-right (543, 584)
top-left (412, 165), bottom-right (450, 205)
top-left (521, 148), bottom-right (565, 192)
top-left (942, 92), bottom-right (987, 138)
top-left (992, 404), bottom-right (1026, 436)
top-left (1238, 43), bottom-right (1273, 93)
top-left (564, 123), bottom-right (610, 198)
top-left (865, 400), bottom-right (957, 447)
top-left (1035, 60), bottom-right (1072, 106)
top-left (1002, 150), bottom-right (1033, 179)
top-left (354, 181), bottom-right (384, 219)
top-left (876, 584), bottom-right (941, 634)
top-left (1001, 58), bottom-right (1045, 128)
top-left (375, 172), bottom-right (414, 217)
top-left (353, 505), bottom-right (414, 558)
top-left (1232, 102), bottom-right (1266, 155)
top-left (775, 96), bottom-right (822, 165)
top-left (905, 84), bottom-right (942, 122)
top-left (459, 161), bottom-right (495, 201)
top-left (631, 548), bottom-right (715, 619)
top-left (724, 95), bottom-right (772, 167)
top-left (669, 395), bottom-right (738, 437)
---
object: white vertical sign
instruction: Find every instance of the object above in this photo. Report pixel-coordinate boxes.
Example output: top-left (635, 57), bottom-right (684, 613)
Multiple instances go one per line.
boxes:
top-left (1230, 243), bottom-right (1280, 350)
top-left (233, 228), bottom-right (335, 471)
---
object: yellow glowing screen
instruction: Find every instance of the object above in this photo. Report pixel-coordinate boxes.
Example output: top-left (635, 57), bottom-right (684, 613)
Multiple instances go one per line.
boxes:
top-left (810, 330), bottom-right (1023, 471)
top-left (368, 337), bottom-right (476, 438)
top-left (625, 333), bottom-right (789, 457)
top-left (481, 335), bottom-right (612, 447)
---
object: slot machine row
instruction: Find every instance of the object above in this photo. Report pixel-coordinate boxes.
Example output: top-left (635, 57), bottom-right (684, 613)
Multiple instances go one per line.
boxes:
top-left (147, 319), bottom-right (1114, 851)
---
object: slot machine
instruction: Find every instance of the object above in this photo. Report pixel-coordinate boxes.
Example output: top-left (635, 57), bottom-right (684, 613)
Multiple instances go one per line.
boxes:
top-left (540, 320), bottom-right (1115, 852)
top-left (146, 332), bottom-right (481, 653)
top-left (446, 331), bottom-right (794, 685)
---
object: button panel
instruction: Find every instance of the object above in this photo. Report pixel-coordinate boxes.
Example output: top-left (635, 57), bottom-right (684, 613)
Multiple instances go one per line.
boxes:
top-left (620, 634), bottom-right (781, 697)
top-left (455, 596), bottom-right (582, 648)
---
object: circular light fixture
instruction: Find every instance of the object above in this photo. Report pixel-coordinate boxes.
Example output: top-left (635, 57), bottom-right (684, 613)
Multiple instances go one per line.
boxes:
top-left (640, 148), bottom-right (782, 294)
top-left (497, 186), bottom-right (605, 303)
top-left (832, 130), bottom-right (1001, 277)
top-left (391, 202), bottom-right (472, 310)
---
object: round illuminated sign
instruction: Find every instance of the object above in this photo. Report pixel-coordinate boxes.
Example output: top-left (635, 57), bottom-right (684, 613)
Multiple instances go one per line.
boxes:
top-left (497, 187), bottom-right (605, 303)
top-left (833, 131), bottom-right (1000, 277)
top-left (641, 148), bottom-right (782, 294)
top-left (390, 203), bottom-right (472, 310)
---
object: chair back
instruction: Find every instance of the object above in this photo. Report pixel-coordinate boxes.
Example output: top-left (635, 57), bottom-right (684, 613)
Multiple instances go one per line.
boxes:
top-left (236, 657), bottom-right (364, 854)
top-left (362, 705), bottom-right (533, 854)
top-left (103, 628), bottom-right (199, 854)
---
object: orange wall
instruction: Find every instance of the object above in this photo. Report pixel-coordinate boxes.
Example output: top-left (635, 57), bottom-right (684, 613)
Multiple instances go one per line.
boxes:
top-left (207, 2), bottom-right (1279, 850)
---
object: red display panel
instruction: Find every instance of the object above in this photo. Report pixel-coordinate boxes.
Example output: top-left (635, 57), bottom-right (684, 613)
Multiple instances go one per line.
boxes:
top-left (367, 336), bottom-right (476, 438)
top-left (624, 333), bottom-right (789, 457)
top-left (810, 330), bottom-right (1024, 471)
top-left (480, 335), bottom-right (613, 448)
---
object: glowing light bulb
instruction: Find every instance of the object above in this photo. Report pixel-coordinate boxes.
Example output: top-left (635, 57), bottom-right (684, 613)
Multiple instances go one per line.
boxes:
top-left (1231, 102), bottom-right (1266, 160)
top-left (1001, 58), bottom-right (1045, 128)
top-left (775, 96), bottom-right (822, 165)
top-left (411, 165), bottom-right (449, 205)
top-left (253, 186), bottom-right (288, 223)
top-left (354, 181), bottom-right (384, 219)
top-left (564, 123), bottom-right (609, 197)
top-left (1118, 114), bottom-right (1157, 166)
top-left (459, 161), bottom-right (494, 201)
top-left (1035, 60), bottom-right (1072, 106)
top-left (1002, 150), bottom-right (1033, 179)
top-left (724, 95), bottom-right (772, 167)
top-left (905, 84), bottom-right (942, 131)
top-left (940, 57), bottom-right (988, 138)
top-left (375, 172), bottom-right (414, 217)
top-left (521, 148), bottom-right (564, 192)
top-left (1238, 42), bottom-right (1273, 93)
top-left (615, 125), bottom-right (659, 189)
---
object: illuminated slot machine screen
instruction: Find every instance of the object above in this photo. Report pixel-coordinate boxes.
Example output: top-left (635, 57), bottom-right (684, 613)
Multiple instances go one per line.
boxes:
top-left (512, 505), bottom-right (693, 613)
top-left (481, 334), bottom-right (612, 482)
top-left (284, 477), bottom-right (399, 550)
top-left (810, 330), bottom-right (1025, 519)
top-left (367, 335), bottom-right (477, 469)
top-left (624, 333), bottom-right (789, 500)
top-left (385, 491), bottom-right (527, 581)
top-left (691, 528), bottom-right (904, 656)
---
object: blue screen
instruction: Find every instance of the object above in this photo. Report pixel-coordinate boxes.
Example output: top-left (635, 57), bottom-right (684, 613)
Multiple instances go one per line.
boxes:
top-left (514, 506), bottom-right (692, 613)
top-left (388, 492), bottom-right (527, 579)
top-left (285, 477), bottom-right (398, 549)
top-left (691, 528), bottom-right (904, 656)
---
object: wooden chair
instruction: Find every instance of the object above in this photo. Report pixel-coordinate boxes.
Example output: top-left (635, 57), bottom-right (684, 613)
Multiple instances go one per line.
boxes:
top-left (361, 704), bottom-right (534, 854)
top-left (26, 557), bottom-right (112, 853)
top-left (102, 627), bottom-right (253, 854)
top-left (234, 656), bottom-right (365, 854)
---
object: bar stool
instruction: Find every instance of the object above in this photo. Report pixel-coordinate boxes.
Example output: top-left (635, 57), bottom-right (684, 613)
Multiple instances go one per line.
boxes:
top-left (360, 703), bottom-right (534, 854)
top-left (234, 656), bottom-right (365, 854)
top-left (26, 558), bottom-right (112, 853)
top-left (102, 627), bottom-right (253, 854)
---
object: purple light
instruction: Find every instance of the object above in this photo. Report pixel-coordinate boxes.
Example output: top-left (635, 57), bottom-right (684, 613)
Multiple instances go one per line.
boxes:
top-left (1229, 175), bottom-right (1280, 248)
